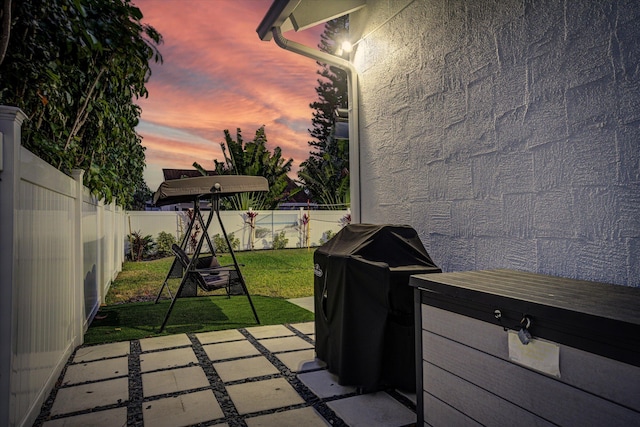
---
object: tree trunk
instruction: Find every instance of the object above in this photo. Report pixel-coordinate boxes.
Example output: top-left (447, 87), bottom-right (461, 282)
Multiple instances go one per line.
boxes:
top-left (0, 0), bottom-right (11, 66)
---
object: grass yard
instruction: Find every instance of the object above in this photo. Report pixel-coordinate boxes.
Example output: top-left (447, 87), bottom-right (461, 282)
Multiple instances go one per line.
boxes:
top-left (106, 247), bottom-right (315, 304)
top-left (86, 248), bottom-right (316, 344)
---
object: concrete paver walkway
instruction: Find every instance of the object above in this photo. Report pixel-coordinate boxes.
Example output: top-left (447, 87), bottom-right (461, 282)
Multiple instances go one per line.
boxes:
top-left (34, 321), bottom-right (416, 426)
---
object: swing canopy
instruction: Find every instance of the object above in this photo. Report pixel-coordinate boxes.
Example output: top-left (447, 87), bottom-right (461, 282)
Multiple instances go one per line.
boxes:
top-left (153, 175), bottom-right (269, 206)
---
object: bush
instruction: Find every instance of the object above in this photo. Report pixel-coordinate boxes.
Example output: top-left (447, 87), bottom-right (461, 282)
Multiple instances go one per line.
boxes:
top-left (319, 230), bottom-right (335, 245)
top-left (128, 231), bottom-right (155, 261)
top-left (213, 232), bottom-right (239, 253)
top-left (156, 231), bottom-right (177, 256)
top-left (272, 231), bottom-right (288, 250)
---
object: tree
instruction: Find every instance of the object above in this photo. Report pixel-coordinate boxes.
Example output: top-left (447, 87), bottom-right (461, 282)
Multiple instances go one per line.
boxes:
top-left (129, 181), bottom-right (153, 211)
top-left (0, 0), bottom-right (162, 208)
top-left (297, 136), bottom-right (350, 208)
top-left (194, 127), bottom-right (296, 210)
top-left (298, 16), bottom-right (350, 209)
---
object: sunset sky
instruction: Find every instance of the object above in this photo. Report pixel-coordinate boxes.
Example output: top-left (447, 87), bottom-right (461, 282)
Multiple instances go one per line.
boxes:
top-left (132, 0), bottom-right (325, 190)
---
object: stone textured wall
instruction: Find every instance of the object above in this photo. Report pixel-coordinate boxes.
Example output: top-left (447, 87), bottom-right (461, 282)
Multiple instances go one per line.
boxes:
top-left (350, 0), bottom-right (639, 286)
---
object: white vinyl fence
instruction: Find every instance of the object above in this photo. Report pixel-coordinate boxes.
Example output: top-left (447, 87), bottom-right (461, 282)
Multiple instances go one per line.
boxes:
top-left (0, 107), bottom-right (125, 427)
top-left (127, 208), bottom-right (350, 254)
top-left (0, 105), bottom-right (349, 427)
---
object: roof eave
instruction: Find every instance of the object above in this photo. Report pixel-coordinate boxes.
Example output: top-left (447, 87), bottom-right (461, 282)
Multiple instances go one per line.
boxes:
top-left (257, 0), bottom-right (366, 41)
top-left (257, 0), bottom-right (300, 41)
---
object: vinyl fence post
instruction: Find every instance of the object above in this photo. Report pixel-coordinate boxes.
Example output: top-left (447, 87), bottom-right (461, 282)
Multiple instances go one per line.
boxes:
top-left (71, 169), bottom-right (85, 343)
top-left (0, 106), bottom-right (27, 427)
top-left (97, 198), bottom-right (104, 303)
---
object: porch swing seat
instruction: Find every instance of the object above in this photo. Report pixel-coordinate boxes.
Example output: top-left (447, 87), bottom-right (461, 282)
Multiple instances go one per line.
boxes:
top-left (171, 244), bottom-right (235, 293)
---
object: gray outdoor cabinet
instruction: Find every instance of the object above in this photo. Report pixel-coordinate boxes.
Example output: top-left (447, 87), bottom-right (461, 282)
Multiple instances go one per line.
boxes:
top-left (410, 269), bottom-right (640, 426)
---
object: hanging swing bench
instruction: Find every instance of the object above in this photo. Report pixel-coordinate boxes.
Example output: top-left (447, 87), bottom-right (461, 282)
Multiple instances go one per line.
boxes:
top-left (152, 175), bottom-right (268, 332)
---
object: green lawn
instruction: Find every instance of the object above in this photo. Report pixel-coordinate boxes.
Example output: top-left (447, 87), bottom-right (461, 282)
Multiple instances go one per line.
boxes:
top-left (86, 248), bottom-right (317, 344)
top-left (85, 296), bottom-right (314, 345)
top-left (106, 248), bottom-right (315, 304)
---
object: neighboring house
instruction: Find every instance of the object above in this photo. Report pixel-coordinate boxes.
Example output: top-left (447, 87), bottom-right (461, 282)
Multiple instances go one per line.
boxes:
top-left (162, 168), bottom-right (218, 181)
top-left (278, 176), bottom-right (312, 209)
top-left (259, 0), bottom-right (640, 287)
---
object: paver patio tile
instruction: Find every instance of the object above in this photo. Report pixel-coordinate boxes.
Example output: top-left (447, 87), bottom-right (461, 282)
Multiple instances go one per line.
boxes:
top-left (258, 336), bottom-right (314, 353)
top-left (298, 370), bottom-right (356, 398)
top-left (63, 356), bottom-right (128, 385)
top-left (275, 349), bottom-right (325, 372)
top-left (140, 334), bottom-right (191, 352)
top-left (42, 407), bottom-right (127, 427)
top-left (213, 355), bottom-right (279, 382)
top-left (226, 377), bottom-right (304, 415)
top-left (49, 378), bottom-right (128, 416)
top-left (73, 342), bottom-right (129, 362)
top-left (140, 347), bottom-right (198, 372)
top-left (143, 389), bottom-right (224, 427)
top-left (244, 407), bottom-right (330, 427)
top-left (245, 324), bottom-right (295, 339)
top-left (196, 329), bottom-right (245, 344)
top-left (203, 339), bottom-right (260, 361)
top-left (327, 392), bottom-right (416, 427)
top-left (289, 322), bottom-right (315, 335)
top-left (142, 366), bottom-right (210, 397)
top-left (286, 297), bottom-right (315, 313)
top-left (37, 326), bottom-right (417, 427)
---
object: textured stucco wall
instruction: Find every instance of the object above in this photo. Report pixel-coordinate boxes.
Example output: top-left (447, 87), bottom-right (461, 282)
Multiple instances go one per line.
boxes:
top-left (350, 0), bottom-right (639, 286)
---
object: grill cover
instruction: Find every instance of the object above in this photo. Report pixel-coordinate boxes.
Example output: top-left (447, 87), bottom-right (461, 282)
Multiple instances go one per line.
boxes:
top-left (314, 224), bottom-right (440, 391)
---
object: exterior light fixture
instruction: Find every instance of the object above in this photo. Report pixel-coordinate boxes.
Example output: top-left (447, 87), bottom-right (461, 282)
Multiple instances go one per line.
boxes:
top-left (336, 40), bottom-right (353, 57)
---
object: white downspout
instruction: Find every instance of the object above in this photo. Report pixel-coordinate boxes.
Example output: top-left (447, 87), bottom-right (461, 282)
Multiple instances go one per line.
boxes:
top-left (271, 26), bottom-right (361, 223)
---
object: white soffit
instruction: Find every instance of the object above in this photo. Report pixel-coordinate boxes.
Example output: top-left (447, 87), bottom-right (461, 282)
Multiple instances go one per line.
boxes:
top-left (289, 0), bottom-right (366, 31)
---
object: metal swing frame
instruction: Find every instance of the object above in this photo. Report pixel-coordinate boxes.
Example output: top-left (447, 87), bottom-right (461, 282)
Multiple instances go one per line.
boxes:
top-left (152, 176), bottom-right (267, 332)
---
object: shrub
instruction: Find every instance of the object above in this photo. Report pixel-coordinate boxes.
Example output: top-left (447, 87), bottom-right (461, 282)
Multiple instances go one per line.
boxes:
top-left (213, 232), bottom-right (239, 253)
top-left (319, 230), bottom-right (335, 245)
top-left (272, 231), bottom-right (289, 250)
top-left (156, 231), bottom-right (177, 256)
top-left (128, 231), bottom-right (155, 261)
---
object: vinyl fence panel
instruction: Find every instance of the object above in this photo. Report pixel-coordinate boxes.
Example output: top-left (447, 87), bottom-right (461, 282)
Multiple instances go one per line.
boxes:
top-left (0, 106), bottom-right (125, 427)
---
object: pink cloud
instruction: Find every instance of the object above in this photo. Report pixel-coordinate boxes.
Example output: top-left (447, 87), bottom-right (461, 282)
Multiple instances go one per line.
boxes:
top-left (132, 0), bottom-right (327, 189)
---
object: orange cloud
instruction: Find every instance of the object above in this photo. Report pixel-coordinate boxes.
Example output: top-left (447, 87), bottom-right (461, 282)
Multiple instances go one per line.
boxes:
top-left (132, 0), bottom-right (326, 189)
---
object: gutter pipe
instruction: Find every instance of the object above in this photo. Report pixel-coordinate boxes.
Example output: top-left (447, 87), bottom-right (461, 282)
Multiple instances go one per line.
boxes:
top-left (271, 26), bottom-right (361, 223)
